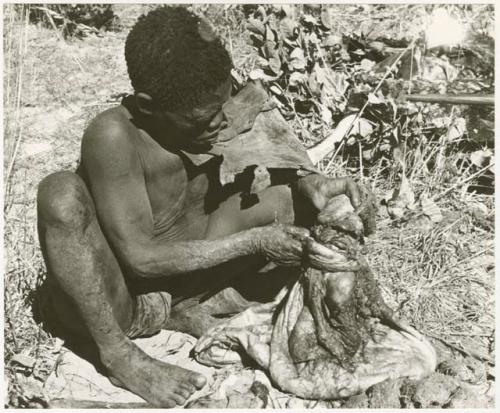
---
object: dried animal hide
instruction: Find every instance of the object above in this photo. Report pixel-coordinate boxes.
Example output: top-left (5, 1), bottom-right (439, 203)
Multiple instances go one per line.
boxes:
top-left (194, 190), bottom-right (436, 400)
top-left (180, 81), bottom-right (317, 191)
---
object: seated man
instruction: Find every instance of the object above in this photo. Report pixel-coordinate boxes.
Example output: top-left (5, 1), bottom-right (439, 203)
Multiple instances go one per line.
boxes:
top-left (37, 6), bottom-right (360, 408)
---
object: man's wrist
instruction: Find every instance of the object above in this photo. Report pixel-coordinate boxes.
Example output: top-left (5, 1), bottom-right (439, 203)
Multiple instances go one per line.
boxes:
top-left (247, 227), bottom-right (266, 256)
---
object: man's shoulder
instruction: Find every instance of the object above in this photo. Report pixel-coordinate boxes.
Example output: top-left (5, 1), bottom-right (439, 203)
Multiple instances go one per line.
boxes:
top-left (83, 106), bottom-right (137, 147)
top-left (79, 106), bottom-right (146, 176)
top-left (81, 106), bottom-right (140, 163)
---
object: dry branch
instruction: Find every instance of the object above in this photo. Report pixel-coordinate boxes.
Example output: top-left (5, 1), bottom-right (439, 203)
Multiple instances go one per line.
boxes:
top-left (432, 163), bottom-right (495, 202)
top-left (48, 399), bottom-right (150, 408)
top-left (405, 94), bottom-right (494, 106)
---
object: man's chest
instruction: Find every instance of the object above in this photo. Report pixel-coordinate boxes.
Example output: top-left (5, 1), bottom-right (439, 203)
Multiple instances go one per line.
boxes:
top-left (138, 141), bottom-right (221, 240)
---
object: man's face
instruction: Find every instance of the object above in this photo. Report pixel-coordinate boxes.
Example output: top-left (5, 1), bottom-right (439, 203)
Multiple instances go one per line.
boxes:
top-left (164, 78), bottom-right (232, 151)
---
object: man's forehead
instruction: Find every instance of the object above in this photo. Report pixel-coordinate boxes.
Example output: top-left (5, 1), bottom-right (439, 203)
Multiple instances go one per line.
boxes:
top-left (185, 79), bottom-right (231, 121)
top-left (189, 103), bottom-right (222, 121)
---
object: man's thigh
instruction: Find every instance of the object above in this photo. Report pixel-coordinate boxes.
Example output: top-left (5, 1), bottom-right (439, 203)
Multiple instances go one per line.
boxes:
top-left (205, 184), bottom-right (295, 240)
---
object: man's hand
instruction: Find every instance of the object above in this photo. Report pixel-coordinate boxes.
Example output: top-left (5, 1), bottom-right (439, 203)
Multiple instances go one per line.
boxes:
top-left (298, 174), bottom-right (361, 210)
top-left (257, 224), bottom-right (309, 266)
top-left (303, 237), bottom-right (360, 273)
top-left (255, 224), bottom-right (359, 272)
top-left (298, 174), bottom-right (361, 220)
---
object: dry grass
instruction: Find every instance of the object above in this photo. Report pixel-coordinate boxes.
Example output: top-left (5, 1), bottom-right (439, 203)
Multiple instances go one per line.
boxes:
top-left (3, 3), bottom-right (495, 408)
top-left (366, 194), bottom-right (494, 342)
top-left (3, 4), bottom-right (132, 405)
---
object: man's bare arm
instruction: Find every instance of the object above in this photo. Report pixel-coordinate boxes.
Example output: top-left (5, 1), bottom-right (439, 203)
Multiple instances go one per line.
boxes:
top-left (80, 118), bottom-right (304, 278)
top-left (122, 228), bottom-right (259, 278)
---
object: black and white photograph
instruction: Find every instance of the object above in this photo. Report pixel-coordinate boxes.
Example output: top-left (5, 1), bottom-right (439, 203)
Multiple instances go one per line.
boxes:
top-left (3, 1), bottom-right (495, 408)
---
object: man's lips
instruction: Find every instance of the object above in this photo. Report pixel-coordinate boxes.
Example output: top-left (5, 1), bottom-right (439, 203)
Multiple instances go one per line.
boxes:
top-left (194, 122), bottom-right (228, 145)
top-left (201, 132), bottom-right (219, 141)
top-left (195, 134), bottom-right (218, 145)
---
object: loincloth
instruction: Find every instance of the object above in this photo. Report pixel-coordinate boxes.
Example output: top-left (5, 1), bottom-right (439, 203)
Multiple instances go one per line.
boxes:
top-left (125, 291), bottom-right (172, 339)
top-left (125, 263), bottom-right (300, 339)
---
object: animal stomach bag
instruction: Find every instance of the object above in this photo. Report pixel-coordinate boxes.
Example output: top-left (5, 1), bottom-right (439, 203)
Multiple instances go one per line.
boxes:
top-left (193, 189), bottom-right (436, 400)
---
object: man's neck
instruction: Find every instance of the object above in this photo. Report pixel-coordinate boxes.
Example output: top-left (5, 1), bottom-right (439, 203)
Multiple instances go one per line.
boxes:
top-left (121, 95), bottom-right (180, 150)
top-left (120, 95), bottom-right (216, 159)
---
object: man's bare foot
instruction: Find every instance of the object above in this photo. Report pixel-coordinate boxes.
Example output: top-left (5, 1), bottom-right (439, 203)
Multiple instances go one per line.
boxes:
top-left (102, 339), bottom-right (207, 408)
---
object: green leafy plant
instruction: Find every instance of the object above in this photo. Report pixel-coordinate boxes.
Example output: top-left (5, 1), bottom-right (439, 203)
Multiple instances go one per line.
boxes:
top-left (243, 4), bottom-right (493, 193)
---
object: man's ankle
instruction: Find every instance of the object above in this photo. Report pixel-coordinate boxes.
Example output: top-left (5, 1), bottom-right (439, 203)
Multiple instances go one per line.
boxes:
top-left (99, 338), bottom-right (134, 369)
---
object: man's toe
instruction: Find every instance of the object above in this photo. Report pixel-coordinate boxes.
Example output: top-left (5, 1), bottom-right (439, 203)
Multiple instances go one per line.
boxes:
top-left (159, 398), bottom-right (176, 409)
top-left (190, 373), bottom-right (207, 389)
top-left (175, 387), bottom-right (192, 399)
top-left (181, 382), bottom-right (197, 393)
top-left (172, 392), bottom-right (188, 406)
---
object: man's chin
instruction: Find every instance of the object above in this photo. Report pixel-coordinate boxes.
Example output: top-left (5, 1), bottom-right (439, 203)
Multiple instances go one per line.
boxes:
top-left (180, 141), bottom-right (215, 154)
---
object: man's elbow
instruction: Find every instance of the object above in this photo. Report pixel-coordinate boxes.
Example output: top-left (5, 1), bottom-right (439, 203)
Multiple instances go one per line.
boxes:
top-left (121, 246), bottom-right (165, 279)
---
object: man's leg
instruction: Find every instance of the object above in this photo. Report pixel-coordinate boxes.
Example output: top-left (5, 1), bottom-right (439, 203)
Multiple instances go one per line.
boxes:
top-left (37, 171), bottom-right (205, 407)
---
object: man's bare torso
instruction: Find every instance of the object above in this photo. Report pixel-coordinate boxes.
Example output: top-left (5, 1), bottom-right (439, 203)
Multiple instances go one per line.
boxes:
top-left (75, 101), bottom-right (296, 303)
top-left (79, 105), bottom-right (215, 244)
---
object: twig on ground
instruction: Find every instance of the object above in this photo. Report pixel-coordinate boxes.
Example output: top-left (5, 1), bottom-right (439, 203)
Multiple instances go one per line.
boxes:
top-left (447, 332), bottom-right (492, 337)
top-left (455, 246), bottom-right (494, 266)
top-left (6, 317), bottom-right (20, 353)
top-left (432, 163), bottom-right (495, 202)
top-left (48, 399), bottom-right (150, 409)
top-left (427, 333), bottom-right (495, 366)
top-left (40, 7), bottom-right (87, 74)
top-left (5, 7), bottom-right (29, 189)
top-left (397, 162), bottom-right (494, 224)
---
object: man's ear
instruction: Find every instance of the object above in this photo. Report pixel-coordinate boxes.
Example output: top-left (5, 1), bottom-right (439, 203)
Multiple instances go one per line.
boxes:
top-left (135, 92), bottom-right (155, 116)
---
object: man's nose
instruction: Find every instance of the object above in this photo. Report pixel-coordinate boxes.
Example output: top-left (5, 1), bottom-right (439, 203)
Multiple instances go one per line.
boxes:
top-left (206, 111), bottom-right (227, 132)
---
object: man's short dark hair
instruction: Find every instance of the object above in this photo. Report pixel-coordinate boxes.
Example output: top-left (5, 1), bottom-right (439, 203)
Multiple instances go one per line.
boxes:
top-left (125, 6), bottom-right (232, 113)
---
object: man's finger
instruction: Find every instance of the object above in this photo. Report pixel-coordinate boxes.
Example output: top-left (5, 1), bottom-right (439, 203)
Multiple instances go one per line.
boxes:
top-left (308, 256), bottom-right (360, 272)
top-left (304, 238), bottom-right (360, 271)
top-left (280, 237), bottom-right (303, 260)
top-left (346, 179), bottom-right (361, 208)
top-left (305, 238), bottom-right (343, 259)
top-left (290, 238), bottom-right (303, 255)
top-left (285, 225), bottom-right (310, 241)
top-left (317, 197), bottom-right (353, 224)
top-left (322, 177), bottom-right (360, 209)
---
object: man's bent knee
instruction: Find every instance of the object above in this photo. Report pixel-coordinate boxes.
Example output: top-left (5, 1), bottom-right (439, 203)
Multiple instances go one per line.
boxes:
top-left (37, 171), bottom-right (94, 229)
